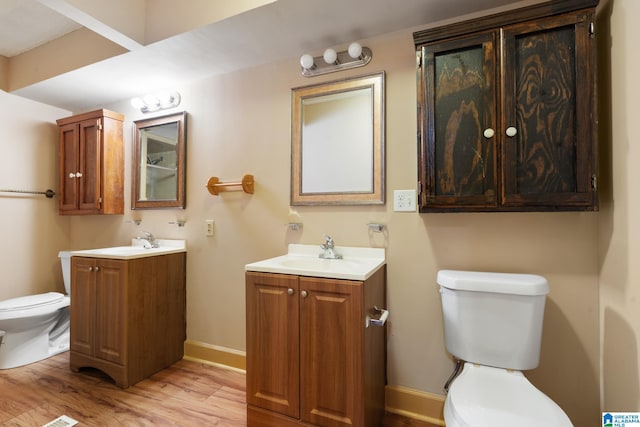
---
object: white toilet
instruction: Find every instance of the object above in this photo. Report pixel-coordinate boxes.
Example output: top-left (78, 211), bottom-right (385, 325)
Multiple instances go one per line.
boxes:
top-left (0, 251), bottom-right (72, 369)
top-left (437, 269), bottom-right (573, 427)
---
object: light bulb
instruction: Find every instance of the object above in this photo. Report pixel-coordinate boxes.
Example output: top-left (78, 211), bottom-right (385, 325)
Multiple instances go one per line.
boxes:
top-left (157, 91), bottom-right (173, 107)
top-left (300, 54), bottom-right (314, 70)
top-left (130, 97), bottom-right (144, 109)
top-left (323, 48), bottom-right (337, 64)
top-left (348, 42), bottom-right (363, 59)
top-left (143, 94), bottom-right (160, 108)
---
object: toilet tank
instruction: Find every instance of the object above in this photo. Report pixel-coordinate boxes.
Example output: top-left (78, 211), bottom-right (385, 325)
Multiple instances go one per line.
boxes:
top-left (58, 251), bottom-right (72, 295)
top-left (437, 270), bottom-right (549, 371)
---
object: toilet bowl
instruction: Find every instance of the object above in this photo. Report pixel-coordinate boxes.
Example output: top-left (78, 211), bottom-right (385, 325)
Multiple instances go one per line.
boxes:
top-left (437, 270), bottom-right (572, 427)
top-left (0, 251), bottom-right (72, 369)
top-left (444, 364), bottom-right (572, 427)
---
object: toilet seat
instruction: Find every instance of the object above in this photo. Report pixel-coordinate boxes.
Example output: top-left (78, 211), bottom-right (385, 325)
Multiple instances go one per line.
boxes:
top-left (0, 292), bottom-right (65, 312)
top-left (445, 364), bottom-right (572, 427)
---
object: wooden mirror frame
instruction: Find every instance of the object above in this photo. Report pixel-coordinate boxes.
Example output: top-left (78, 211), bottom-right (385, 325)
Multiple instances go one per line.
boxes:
top-left (291, 72), bottom-right (385, 205)
top-left (132, 111), bottom-right (187, 209)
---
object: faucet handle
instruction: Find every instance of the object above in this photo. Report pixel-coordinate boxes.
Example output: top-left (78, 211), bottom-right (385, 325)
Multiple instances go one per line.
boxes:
top-left (324, 235), bottom-right (334, 247)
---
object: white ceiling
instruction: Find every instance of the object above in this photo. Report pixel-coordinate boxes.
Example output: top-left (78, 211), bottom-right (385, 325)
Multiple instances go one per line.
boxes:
top-left (1, 0), bottom-right (533, 112)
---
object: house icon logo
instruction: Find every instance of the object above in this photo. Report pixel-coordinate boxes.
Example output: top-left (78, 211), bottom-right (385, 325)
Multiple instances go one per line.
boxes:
top-left (603, 413), bottom-right (613, 427)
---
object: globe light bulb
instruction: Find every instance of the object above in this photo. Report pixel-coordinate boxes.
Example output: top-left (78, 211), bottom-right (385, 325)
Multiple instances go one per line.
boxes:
top-left (300, 54), bottom-right (314, 69)
top-left (323, 48), bottom-right (337, 64)
top-left (130, 97), bottom-right (144, 109)
top-left (348, 42), bottom-right (363, 59)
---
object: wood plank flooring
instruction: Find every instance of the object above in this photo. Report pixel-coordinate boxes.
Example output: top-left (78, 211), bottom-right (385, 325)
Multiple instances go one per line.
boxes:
top-left (0, 352), bottom-right (436, 427)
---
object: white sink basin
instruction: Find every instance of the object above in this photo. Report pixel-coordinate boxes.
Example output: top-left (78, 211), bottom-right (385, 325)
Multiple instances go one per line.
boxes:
top-left (245, 244), bottom-right (385, 280)
top-left (71, 239), bottom-right (186, 260)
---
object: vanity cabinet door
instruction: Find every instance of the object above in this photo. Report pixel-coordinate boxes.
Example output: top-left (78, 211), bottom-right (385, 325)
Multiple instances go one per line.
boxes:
top-left (93, 259), bottom-right (127, 364)
top-left (418, 32), bottom-right (498, 210)
top-left (70, 257), bottom-right (97, 356)
top-left (246, 272), bottom-right (300, 419)
top-left (299, 277), bottom-right (364, 427)
top-left (70, 257), bottom-right (126, 363)
top-left (57, 109), bottom-right (124, 215)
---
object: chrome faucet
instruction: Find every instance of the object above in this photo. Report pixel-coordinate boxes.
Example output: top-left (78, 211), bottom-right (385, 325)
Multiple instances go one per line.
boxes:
top-left (137, 231), bottom-right (160, 249)
top-left (319, 235), bottom-right (342, 259)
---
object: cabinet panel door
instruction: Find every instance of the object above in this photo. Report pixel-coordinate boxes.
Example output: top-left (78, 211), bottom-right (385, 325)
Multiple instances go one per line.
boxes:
top-left (70, 258), bottom-right (96, 355)
top-left (300, 277), bottom-right (364, 427)
top-left (501, 11), bottom-right (596, 208)
top-left (95, 259), bottom-right (127, 364)
top-left (419, 32), bottom-right (497, 211)
top-left (78, 118), bottom-right (102, 212)
top-left (59, 123), bottom-right (79, 212)
top-left (246, 273), bottom-right (300, 418)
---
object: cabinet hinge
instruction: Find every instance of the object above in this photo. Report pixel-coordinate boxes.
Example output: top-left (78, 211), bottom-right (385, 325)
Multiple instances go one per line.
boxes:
top-left (589, 22), bottom-right (595, 38)
top-left (591, 174), bottom-right (597, 191)
top-left (98, 197), bottom-right (103, 205)
top-left (416, 51), bottom-right (422, 68)
top-left (98, 123), bottom-right (103, 131)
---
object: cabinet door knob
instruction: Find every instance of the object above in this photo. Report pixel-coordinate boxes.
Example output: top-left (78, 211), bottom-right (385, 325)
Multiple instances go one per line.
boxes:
top-left (301, 290), bottom-right (308, 298)
top-left (69, 172), bottom-right (76, 178)
top-left (287, 288), bottom-right (294, 296)
top-left (483, 128), bottom-right (495, 139)
top-left (94, 266), bottom-right (99, 272)
top-left (76, 172), bottom-right (83, 178)
top-left (505, 126), bottom-right (518, 137)
top-left (88, 266), bottom-right (93, 272)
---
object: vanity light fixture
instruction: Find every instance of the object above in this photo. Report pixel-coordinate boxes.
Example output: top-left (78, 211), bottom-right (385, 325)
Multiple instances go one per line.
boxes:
top-left (299, 42), bottom-right (372, 77)
top-left (131, 91), bottom-right (181, 113)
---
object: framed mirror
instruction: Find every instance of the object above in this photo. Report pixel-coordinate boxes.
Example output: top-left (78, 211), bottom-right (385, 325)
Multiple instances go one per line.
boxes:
top-left (132, 111), bottom-right (187, 209)
top-left (291, 72), bottom-right (385, 205)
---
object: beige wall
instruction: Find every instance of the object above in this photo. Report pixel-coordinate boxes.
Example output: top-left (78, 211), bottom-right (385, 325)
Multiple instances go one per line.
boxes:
top-left (599, 0), bottom-right (640, 412)
top-left (2, 1), bottom-right (639, 425)
top-left (0, 92), bottom-right (70, 299)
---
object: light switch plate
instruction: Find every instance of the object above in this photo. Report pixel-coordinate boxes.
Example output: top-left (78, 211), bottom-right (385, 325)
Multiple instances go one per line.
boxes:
top-left (393, 189), bottom-right (416, 212)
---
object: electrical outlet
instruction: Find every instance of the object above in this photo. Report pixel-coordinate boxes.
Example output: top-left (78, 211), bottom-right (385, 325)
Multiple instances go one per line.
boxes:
top-left (205, 220), bottom-right (214, 236)
top-left (393, 189), bottom-right (416, 212)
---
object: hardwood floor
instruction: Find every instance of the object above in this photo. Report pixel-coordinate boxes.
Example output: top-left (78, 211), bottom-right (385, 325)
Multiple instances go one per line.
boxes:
top-left (0, 352), bottom-right (437, 426)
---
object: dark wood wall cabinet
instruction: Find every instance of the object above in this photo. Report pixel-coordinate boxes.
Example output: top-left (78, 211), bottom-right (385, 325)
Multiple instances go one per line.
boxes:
top-left (56, 109), bottom-right (124, 215)
top-left (414, 0), bottom-right (599, 212)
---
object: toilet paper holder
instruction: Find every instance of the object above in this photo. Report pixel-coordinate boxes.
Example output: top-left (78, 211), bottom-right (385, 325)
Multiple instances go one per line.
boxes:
top-left (366, 306), bottom-right (389, 328)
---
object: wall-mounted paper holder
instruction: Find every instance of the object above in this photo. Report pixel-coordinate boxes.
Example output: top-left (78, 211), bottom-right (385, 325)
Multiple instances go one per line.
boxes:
top-left (206, 174), bottom-right (254, 196)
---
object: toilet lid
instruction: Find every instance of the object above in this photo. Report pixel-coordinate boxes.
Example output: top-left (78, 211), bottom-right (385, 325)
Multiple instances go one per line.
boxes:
top-left (0, 292), bottom-right (65, 312)
top-left (446, 364), bottom-right (572, 427)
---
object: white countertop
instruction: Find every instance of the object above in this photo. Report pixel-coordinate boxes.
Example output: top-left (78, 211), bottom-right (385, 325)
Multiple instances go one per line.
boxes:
top-left (71, 239), bottom-right (186, 260)
top-left (245, 244), bottom-right (385, 280)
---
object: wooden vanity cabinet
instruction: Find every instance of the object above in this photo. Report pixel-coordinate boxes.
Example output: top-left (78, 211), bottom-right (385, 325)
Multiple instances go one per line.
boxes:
top-left (246, 268), bottom-right (386, 427)
top-left (414, 0), bottom-right (598, 212)
top-left (56, 109), bottom-right (124, 215)
top-left (70, 253), bottom-right (186, 388)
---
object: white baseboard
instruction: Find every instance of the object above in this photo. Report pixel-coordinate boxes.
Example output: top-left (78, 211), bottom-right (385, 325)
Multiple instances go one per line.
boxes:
top-left (184, 340), bottom-right (445, 426)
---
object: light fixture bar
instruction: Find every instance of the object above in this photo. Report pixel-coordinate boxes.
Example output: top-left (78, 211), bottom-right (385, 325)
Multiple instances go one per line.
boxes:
top-left (131, 91), bottom-right (181, 113)
top-left (300, 46), bottom-right (372, 77)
